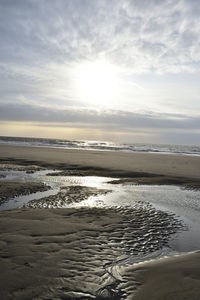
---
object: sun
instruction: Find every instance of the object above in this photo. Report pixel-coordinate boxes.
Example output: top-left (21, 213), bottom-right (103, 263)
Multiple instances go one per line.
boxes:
top-left (74, 59), bottom-right (119, 105)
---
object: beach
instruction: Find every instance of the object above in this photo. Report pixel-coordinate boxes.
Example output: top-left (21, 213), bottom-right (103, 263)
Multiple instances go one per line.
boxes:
top-left (0, 145), bottom-right (200, 299)
top-left (1, 145), bottom-right (200, 179)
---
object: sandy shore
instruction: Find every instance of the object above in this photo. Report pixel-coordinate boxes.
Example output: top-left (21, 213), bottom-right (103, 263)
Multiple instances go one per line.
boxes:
top-left (1, 144), bottom-right (200, 179)
top-left (1, 145), bottom-right (200, 299)
top-left (123, 251), bottom-right (200, 300)
top-left (0, 182), bottom-right (50, 206)
top-left (0, 207), bottom-right (192, 299)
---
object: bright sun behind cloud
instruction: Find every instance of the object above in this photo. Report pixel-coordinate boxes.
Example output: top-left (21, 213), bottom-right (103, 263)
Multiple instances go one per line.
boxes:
top-left (74, 59), bottom-right (120, 106)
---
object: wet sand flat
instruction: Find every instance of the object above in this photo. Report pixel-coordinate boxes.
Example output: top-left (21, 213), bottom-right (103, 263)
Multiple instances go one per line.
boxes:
top-left (0, 207), bottom-right (183, 299)
top-left (0, 182), bottom-right (50, 206)
top-left (122, 251), bottom-right (200, 300)
top-left (1, 145), bottom-right (200, 299)
top-left (1, 145), bottom-right (200, 179)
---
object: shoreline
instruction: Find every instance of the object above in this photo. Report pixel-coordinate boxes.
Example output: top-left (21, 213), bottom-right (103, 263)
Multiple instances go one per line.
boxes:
top-left (1, 136), bottom-right (200, 158)
top-left (1, 144), bottom-right (200, 180)
top-left (1, 145), bottom-right (200, 299)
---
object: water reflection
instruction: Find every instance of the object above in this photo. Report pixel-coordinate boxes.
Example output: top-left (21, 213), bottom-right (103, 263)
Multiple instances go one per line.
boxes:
top-left (1, 169), bottom-right (200, 253)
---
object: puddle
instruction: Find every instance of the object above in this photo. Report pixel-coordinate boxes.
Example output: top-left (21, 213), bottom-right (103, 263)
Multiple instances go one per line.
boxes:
top-left (0, 170), bottom-right (116, 211)
top-left (0, 188), bottom-right (60, 211)
top-left (1, 169), bottom-right (200, 254)
top-left (68, 184), bottom-right (200, 254)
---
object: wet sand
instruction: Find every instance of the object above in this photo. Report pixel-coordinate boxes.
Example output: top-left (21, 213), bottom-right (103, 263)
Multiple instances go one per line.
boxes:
top-left (0, 182), bottom-right (50, 206)
top-left (0, 207), bottom-right (183, 299)
top-left (123, 251), bottom-right (200, 300)
top-left (25, 185), bottom-right (110, 209)
top-left (1, 145), bottom-right (200, 299)
top-left (1, 145), bottom-right (200, 179)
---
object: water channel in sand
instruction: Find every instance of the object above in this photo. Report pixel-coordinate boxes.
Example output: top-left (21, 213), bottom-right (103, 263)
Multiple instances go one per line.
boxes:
top-left (1, 167), bottom-right (200, 298)
top-left (1, 168), bottom-right (200, 254)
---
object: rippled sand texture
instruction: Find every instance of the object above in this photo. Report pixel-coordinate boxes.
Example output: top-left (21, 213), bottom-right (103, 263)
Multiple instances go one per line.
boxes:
top-left (25, 186), bottom-right (110, 209)
top-left (0, 206), bottom-right (183, 300)
top-left (0, 162), bottom-right (45, 173)
top-left (0, 182), bottom-right (50, 206)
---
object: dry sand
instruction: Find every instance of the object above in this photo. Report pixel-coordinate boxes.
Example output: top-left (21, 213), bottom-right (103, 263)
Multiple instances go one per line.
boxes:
top-left (1, 145), bottom-right (200, 299)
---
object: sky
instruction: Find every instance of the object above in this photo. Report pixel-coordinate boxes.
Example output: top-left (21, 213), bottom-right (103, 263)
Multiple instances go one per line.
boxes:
top-left (0, 0), bottom-right (200, 145)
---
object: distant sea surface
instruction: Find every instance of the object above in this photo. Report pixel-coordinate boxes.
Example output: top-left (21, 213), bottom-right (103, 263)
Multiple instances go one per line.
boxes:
top-left (0, 136), bottom-right (200, 156)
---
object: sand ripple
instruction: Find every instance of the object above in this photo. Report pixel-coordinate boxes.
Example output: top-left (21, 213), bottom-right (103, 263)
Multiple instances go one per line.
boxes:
top-left (0, 206), bottom-right (184, 299)
top-left (25, 185), bottom-right (110, 208)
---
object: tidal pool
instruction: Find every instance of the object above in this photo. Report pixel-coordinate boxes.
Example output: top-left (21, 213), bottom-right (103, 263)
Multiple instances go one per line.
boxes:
top-left (1, 169), bottom-right (200, 254)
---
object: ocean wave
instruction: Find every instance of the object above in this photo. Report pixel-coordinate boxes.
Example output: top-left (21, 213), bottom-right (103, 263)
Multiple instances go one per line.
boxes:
top-left (0, 136), bottom-right (200, 156)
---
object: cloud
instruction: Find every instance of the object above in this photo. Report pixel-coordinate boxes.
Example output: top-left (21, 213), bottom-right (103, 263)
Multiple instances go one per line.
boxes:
top-left (1, 0), bottom-right (200, 144)
top-left (1, 102), bottom-right (200, 132)
top-left (1, 0), bottom-right (200, 74)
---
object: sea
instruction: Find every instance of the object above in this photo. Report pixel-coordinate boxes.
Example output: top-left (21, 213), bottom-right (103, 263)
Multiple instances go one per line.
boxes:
top-left (0, 135), bottom-right (200, 156)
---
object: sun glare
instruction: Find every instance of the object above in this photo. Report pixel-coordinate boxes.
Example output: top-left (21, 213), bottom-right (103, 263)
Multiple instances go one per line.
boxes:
top-left (74, 60), bottom-right (119, 105)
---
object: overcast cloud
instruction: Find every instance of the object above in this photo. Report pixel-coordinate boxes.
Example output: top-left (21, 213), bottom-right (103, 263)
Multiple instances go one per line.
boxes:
top-left (0, 0), bottom-right (200, 144)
